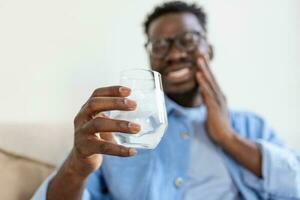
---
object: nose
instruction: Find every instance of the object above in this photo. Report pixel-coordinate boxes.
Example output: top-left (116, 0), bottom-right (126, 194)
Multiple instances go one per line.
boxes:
top-left (164, 43), bottom-right (187, 64)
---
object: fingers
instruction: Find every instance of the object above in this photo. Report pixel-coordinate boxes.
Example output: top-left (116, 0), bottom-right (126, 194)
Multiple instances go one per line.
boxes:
top-left (196, 56), bottom-right (220, 94)
top-left (75, 97), bottom-right (137, 127)
top-left (73, 85), bottom-right (140, 159)
top-left (80, 117), bottom-right (141, 135)
top-left (196, 56), bottom-right (218, 98)
top-left (74, 117), bottom-right (140, 157)
top-left (196, 55), bottom-right (212, 82)
top-left (99, 132), bottom-right (115, 143)
top-left (84, 97), bottom-right (136, 117)
top-left (75, 86), bottom-right (133, 127)
top-left (196, 55), bottom-right (226, 105)
top-left (91, 86), bottom-right (131, 98)
top-left (196, 72), bottom-right (218, 109)
top-left (95, 141), bottom-right (136, 157)
top-left (76, 136), bottom-right (137, 157)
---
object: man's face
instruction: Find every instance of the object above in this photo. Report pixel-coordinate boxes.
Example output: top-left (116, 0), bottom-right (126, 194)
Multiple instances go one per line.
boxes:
top-left (147, 12), bottom-right (211, 95)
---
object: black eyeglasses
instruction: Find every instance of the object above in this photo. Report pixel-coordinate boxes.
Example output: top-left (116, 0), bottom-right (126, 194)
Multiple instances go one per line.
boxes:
top-left (145, 31), bottom-right (206, 58)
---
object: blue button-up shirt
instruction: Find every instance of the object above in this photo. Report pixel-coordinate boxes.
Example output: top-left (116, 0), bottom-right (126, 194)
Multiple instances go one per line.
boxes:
top-left (32, 98), bottom-right (300, 200)
top-left (179, 104), bottom-right (239, 200)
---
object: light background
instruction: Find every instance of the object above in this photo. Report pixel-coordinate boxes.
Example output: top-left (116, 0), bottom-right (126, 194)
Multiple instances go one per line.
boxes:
top-left (0, 0), bottom-right (299, 164)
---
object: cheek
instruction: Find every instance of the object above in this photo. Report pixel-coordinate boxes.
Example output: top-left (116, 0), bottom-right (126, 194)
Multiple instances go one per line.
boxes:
top-left (150, 57), bottom-right (163, 73)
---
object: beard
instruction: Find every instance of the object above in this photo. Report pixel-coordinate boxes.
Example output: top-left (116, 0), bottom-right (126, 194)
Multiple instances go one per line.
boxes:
top-left (165, 80), bottom-right (203, 107)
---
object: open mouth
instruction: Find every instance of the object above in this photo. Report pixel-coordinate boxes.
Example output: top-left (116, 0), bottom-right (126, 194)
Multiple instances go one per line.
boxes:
top-left (164, 67), bottom-right (194, 84)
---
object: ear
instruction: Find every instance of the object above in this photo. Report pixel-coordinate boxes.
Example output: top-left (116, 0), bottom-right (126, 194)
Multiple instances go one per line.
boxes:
top-left (208, 44), bottom-right (214, 60)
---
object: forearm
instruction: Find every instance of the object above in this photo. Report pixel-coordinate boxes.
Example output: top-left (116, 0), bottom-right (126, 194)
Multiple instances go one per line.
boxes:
top-left (47, 155), bottom-right (88, 200)
top-left (219, 131), bottom-right (262, 178)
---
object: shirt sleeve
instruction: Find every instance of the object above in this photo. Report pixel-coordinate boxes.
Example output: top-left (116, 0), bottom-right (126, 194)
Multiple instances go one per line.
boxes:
top-left (30, 171), bottom-right (92, 200)
top-left (31, 167), bottom-right (111, 200)
top-left (238, 113), bottom-right (300, 199)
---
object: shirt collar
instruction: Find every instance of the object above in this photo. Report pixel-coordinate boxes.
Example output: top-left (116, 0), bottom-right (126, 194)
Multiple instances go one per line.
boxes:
top-left (165, 95), bottom-right (206, 122)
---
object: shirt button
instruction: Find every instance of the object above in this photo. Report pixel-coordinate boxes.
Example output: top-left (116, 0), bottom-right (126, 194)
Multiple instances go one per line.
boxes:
top-left (180, 132), bottom-right (190, 139)
top-left (174, 177), bottom-right (184, 188)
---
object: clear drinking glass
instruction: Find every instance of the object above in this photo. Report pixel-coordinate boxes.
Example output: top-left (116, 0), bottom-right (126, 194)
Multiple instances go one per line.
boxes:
top-left (109, 69), bottom-right (168, 149)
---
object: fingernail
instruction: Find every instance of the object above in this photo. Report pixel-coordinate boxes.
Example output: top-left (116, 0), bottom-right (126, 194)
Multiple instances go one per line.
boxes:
top-left (128, 122), bottom-right (140, 133)
top-left (119, 87), bottom-right (131, 95)
top-left (129, 148), bottom-right (137, 156)
top-left (124, 99), bottom-right (137, 109)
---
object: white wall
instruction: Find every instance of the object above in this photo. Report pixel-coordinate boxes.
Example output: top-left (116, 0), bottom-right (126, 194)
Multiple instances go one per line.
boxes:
top-left (0, 0), bottom-right (299, 163)
top-left (203, 0), bottom-right (300, 150)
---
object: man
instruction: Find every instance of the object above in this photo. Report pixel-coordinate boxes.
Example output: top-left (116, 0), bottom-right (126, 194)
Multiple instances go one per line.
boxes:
top-left (33, 1), bottom-right (300, 200)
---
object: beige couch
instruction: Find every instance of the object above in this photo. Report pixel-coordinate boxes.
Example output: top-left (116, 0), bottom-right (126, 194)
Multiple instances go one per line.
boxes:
top-left (0, 123), bottom-right (73, 200)
top-left (0, 149), bottom-right (54, 200)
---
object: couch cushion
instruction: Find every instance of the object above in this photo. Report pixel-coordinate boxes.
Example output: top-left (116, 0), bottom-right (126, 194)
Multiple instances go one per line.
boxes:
top-left (0, 149), bottom-right (55, 200)
top-left (0, 123), bottom-right (73, 166)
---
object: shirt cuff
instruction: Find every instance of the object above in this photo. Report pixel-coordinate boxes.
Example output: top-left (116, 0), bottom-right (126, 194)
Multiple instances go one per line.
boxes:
top-left (31, 171), bottom-right (92, 200)
top-left (241, 139), bottom-right (300, 199)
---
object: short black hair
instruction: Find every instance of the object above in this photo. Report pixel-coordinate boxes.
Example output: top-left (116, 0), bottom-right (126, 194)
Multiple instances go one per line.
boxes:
top-left (144, 1), bottom-right (207, 35)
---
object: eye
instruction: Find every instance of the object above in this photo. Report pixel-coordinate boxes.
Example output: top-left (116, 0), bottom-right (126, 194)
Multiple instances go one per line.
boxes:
top-left (151, 39), bottom-right (169, 55)
top-left (179, 32), bottom-right (200, 50)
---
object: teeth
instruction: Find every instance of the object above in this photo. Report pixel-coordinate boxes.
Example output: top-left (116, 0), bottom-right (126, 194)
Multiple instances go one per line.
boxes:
top-left (167, 68), bottom-right (190, 79)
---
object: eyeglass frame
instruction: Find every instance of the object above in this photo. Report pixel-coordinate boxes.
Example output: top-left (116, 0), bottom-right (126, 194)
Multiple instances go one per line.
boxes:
top-left (144, 31), bottom-right (207, 59)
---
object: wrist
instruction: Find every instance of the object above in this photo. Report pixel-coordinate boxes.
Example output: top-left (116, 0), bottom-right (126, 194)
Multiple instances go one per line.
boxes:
top-left (65, 149), bottom-right (93, 179)
top-left (216, 130), bottom-right (263, 177)
top-left (47, 150), bottom-right (89, 200)
top-left (217, 129), bottom-right (237, 149)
